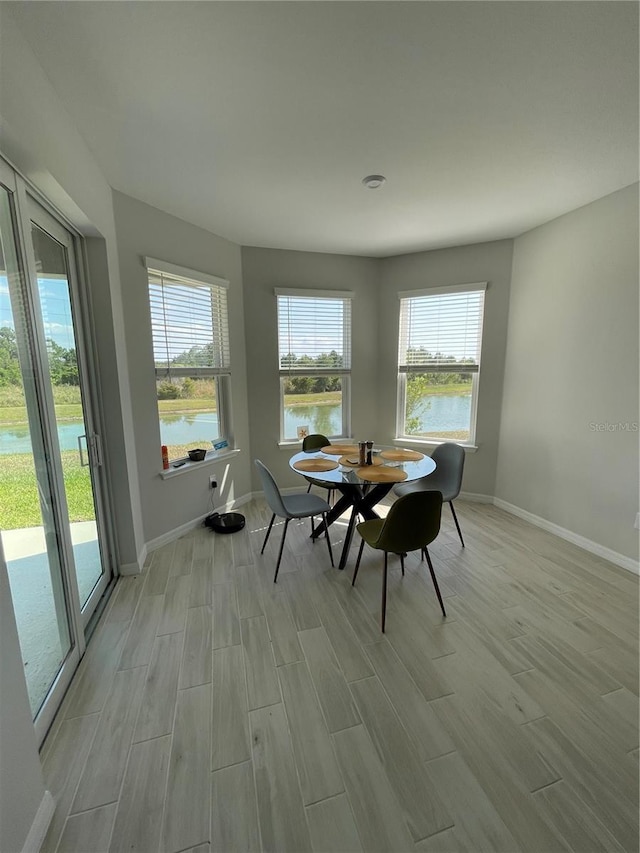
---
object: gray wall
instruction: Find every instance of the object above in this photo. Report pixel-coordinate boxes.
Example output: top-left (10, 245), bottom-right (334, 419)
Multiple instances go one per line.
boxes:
top-left (241, 246), bottom-right (379, 489)
top-left (378, 240), bottom-right (514, 497)
top-left (496, 184), bottom-right (639, 561)
top-left (112, 191), bottom-right (252, 542)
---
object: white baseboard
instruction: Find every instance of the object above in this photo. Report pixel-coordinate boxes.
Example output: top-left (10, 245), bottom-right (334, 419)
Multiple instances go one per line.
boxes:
top-left (21, 790), bottom-right (55, 853)
top-left (145, 492), bottom-right (254, 554)
top-left (459, 491), bottom-right (494, 503)
top-left (493, 497), bottom-right (640, 575)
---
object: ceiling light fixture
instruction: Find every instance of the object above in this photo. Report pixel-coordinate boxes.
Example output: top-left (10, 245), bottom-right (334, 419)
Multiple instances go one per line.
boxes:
top-left (362, 174), bottom-right (386, 189)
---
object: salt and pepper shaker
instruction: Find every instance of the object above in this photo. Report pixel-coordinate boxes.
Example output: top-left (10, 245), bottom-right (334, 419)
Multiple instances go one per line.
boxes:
top-left (358, 441), bottom-right (366, 466)
top-left (366, 441), bottom-right (373, 465)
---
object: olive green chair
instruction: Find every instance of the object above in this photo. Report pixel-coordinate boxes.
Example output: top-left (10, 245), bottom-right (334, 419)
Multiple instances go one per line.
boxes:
top-left (302, 432), bottom-right (334, 504)
top-left (352, 490), bottom-right (446, 632)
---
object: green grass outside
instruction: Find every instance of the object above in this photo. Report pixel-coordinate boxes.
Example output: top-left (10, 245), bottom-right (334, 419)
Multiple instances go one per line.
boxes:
top-left (0, 450), bottom-right (96, 529)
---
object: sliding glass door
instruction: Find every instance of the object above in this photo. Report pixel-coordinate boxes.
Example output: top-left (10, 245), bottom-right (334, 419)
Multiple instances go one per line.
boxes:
top-left (0, 159), bottom-right (114, 742)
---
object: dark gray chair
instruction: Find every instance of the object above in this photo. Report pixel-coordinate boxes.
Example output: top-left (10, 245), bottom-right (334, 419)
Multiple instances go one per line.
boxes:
top-left (394, 442), bottom-right (466, 546)
top-left (352, 490), bottom-right (446, 631)
top-left (255, 459), bottom-right (333, 582)
top-left (302, 433), bottom-right (334, 504)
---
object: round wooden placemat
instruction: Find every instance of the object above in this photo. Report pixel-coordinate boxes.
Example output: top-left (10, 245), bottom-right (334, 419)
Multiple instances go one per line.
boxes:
top-left (293, 458), bottom-right (339, 473)
top-left (355, 465), bottom-right (408, 483)
top-left (321, 444), bottom-right (359, 455)
top-left (339, 455), bottom-right (383, 468)
top-left (379, 448), bottom-right (425, 462)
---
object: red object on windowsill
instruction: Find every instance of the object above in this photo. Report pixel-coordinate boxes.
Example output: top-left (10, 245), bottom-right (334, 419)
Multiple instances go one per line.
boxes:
top-left (161, 445), bottom-right (169, 470)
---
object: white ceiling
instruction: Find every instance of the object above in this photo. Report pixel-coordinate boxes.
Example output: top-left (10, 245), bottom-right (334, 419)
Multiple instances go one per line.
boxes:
top-left (6, 1), bottom-right (639, 257)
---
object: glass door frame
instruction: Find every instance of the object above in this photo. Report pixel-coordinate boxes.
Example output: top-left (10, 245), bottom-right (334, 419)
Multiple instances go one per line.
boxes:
top-left (25, 192), bottom-right (116, 626)
top-left (1, 156), bottom-right (117, 743)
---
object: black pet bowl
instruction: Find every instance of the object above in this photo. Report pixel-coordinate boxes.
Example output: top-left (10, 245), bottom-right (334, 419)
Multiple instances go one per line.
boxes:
top-left (187, 448), bottom-right (207, 461)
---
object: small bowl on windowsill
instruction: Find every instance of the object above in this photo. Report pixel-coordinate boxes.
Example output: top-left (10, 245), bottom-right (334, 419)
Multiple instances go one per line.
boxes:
top-left (187, 448), bottom-right (207, 462)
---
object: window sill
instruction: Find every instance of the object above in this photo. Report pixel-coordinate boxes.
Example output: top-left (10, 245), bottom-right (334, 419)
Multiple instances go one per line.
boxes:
top-left (159, 447), bottom-right (241, 479)
top-left (393, 437), bottom-right (478, 453)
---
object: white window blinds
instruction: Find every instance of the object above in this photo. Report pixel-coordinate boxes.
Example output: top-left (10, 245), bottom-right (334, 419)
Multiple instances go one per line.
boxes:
top-left (398, 283), bottom-right (486, 373)
top-left (276, 289), bottom-right (352, 373)
top-left (146, 258), bottom-right (230, 374)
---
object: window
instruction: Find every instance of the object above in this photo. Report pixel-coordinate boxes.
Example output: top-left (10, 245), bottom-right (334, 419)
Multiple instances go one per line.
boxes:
top-left (276, 288), bottom-right (353, 441)
top-left (397, 282), bottom-right (486, 444)
top-left (146, 257), bottom-right (230, 461)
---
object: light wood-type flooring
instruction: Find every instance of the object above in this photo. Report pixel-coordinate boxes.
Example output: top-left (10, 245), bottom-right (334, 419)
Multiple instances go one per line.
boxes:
top-left (40, 497), bottom-right (639, 853)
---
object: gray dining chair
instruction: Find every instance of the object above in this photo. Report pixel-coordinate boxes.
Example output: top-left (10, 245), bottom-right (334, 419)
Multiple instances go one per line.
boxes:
top-left (255, 459), bottom-right (334, 582)
top-left (302, 433), bottom-right (334, 504)
top-left (393, 442), bottom-right (466, 546)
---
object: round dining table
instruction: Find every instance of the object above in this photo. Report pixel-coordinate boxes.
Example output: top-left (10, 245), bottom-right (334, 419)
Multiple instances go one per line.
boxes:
top-left (289, 444), bottom-right (436, 570)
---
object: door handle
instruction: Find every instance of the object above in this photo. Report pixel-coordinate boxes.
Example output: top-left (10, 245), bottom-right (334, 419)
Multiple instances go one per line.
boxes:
top-left (78, 434), bottom-right (89, 467)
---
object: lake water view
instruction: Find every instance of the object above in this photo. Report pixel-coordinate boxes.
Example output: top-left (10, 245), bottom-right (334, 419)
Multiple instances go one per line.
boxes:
top-left (1, 394), bottom-right (472, 453)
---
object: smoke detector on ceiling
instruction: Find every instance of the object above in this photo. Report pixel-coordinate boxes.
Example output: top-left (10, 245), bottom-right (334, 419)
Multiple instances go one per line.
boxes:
top-left (362, 174), bottom-right (386, 189)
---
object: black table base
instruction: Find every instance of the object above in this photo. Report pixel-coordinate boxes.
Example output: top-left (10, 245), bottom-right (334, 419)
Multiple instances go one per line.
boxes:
top-left (311, 482), bottom-right (393, 570)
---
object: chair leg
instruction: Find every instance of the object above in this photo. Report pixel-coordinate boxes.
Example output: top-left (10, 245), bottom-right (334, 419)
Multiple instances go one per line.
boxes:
top-left (261, 514), bottom-right (276, 554)
top-left (450, 501), bottom-right (465, 547)
top-left (311, 515), bottom-right (315, 538)
top-left (424, 547), bottom-right (446, 617)
top-left (274, 518), bottom-right (290, 583)
top-left (352, 538), bottom-right (365, 586)
top-left (307, 482), bottom-right (312, 493)
top-left (381, 552), bottom-right (389, 632)
top-left (400, 553), bottom-right (405, 577)
top-left (322, 513), bottom-right (334, 567)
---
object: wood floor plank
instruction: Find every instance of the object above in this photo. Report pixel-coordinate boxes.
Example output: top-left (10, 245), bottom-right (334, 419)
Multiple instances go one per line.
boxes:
top-left (306, 794), bottom-right (363, 853)
top-left (523, 716), bottom-right (639, 850)
top-left (242, 615), bottom-right (281, 710)
top-left (211, 761), bottom-right (261, 853)
top-left (298, 627), bottom-right (361, 733)
top-left (260, 581), bottom-right (304, 666)
top-left (332, 724), bottom-right (414, 853)
top-left (235, 562), bottom-right (264, 618)
top-left (349, 676), bottom-right (452, 841)
top-left (211, 645), bottom-right (251, 770)
top-left (106, 575), bottom-right (144, 623)
top-left (41, 714), bottom-right (100, 853)
top-left (145, 542), bottom-right (175, 595)
top-left (157, 574), bottom-right (191, 635)
top-left (212, 581), bottom-right (240, 648)
top-left (109, 736), bottom-right (171, 853)
top-left (63, 621), bottom-right (129, 718)
top-left (250, 703), bottom-right (312, 853)
top-left (278, 661), bottom-right (344, 805)
top-left (429, 695), bottom-right (566, 852)
top-left (363, 640), bottom-right (455, 761)
top-left (280, 572), bottom-right (321, 630)
top-left (532, 780), bottom-right (627, 853)
top-left (179, 605), bottom-right (212, 689)
top-left (423, 752), bottom-right (519, 852)
top-left (601, 687), bottom-right (640, 749)
top-left (307, 576), bottom-right (374, 682)
top-left (588, 642), bottom-right (639, 695)
top-left (118, 594), bottom-right (164, 671)
top-left (162, 684), bottom-right (212, 853)
top-left (170, 535), bottom-right (194, 576)
top-left (71, 667), bottom-right (147, 813)
top-left (56, 803), bottom-right (117, 853)
top-left (189, 556), bottom-right (214, 607)
top-left (133, 632), bottom-right (183, 742)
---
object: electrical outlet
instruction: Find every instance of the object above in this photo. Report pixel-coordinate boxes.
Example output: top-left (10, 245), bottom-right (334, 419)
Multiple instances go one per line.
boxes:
top-left (635, 512), bottom-right (639, 530)
top-left (209, 475), bottom-right (217, 489)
